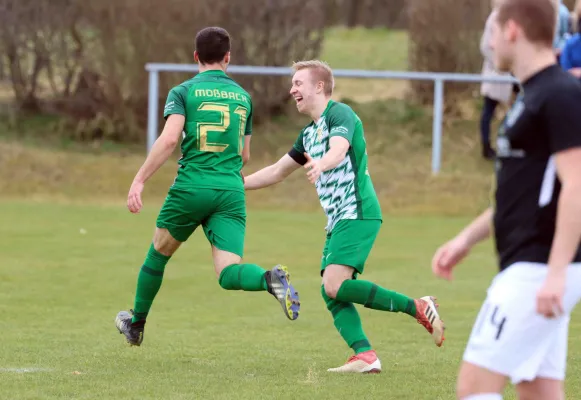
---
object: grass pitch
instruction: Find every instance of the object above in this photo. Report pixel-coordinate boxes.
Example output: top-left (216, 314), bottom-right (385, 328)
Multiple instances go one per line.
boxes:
top-left (1, 200), bottom-right (581, 399)
top-left (0, 26), bottom-right (576, 400)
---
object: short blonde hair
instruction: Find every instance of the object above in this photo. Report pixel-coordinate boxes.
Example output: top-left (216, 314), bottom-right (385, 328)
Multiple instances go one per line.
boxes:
top-left (291, 60), bottom-right (334, 96)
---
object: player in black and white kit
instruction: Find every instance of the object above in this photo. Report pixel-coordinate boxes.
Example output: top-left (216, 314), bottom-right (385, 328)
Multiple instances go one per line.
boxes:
top-left (431, 0), bottom-right (581, 399)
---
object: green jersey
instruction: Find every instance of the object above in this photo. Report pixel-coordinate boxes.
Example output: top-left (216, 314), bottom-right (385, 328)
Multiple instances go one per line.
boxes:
top-left (292, 100), bottom-right (382, 232)
top-left (163, 70), bottom-right (253, 193)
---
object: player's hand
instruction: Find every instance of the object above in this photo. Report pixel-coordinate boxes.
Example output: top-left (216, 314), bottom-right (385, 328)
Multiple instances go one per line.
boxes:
top-left (304, 152), bottom-right (322, 184)
top-left (536, 269), bottom-right (566, 318)
top-left (127, 180), bottom-right (144, 214)
top-left (431, 235), bottom-right (471, 281)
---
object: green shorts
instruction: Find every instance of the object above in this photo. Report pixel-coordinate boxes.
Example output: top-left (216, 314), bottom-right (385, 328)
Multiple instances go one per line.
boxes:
top-left (320, 219), bottom-right (382, 277)
top-left (156, 187), bottom-right (246, 257)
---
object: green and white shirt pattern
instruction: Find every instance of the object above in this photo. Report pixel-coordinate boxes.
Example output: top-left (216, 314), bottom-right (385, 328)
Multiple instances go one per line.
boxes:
top-left (291, 100), bottom-right (382, 232)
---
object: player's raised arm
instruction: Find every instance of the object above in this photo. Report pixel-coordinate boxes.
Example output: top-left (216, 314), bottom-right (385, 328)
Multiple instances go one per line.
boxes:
top-left (244, 154), bottom-right (302, 190)
top-left (127, 114), bottom-right (185, 213)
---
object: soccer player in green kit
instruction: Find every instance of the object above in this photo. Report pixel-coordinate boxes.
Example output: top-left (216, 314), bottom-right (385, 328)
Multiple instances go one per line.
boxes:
top-left (244, 60), bottom-right (445, 373)
top-left (115, 27), bottom-right (300, 346)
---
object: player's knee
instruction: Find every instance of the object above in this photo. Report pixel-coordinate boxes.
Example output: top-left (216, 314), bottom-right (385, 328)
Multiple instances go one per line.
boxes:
top-left (322, 265), bottom-right (353, 299)
top-left (516, 378), bottom-right (563, 400)
top-left (323, 281), bottom-right (340, 299)
top-left (212, 246), bottom-right (242, 279)
top-left (456, 364), bottom-right (505, 400)
top-left (457, 379), bottom-right (488, 399)
top-left (153, 228), bottom-right (181, 256)
top-left (322, 274), bottom-right (346, 299)
top-left (217, 264), bottom-right (237, 289)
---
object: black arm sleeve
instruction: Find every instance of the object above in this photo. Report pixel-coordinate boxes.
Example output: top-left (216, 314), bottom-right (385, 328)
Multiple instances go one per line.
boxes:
top-left (287, 147), bottom-right (307, 165)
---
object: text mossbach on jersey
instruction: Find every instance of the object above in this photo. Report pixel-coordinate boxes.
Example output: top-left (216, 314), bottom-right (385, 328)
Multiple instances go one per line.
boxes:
top-left (194, 89), bottom-right (250, 104)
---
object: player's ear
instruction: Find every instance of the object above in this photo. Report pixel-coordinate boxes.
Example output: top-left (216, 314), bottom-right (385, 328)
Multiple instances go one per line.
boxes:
top-left (317, 81), bottom-right (324, 94)
top-left (506, 20), bottom-right (519, 42)
top-left (224, 52), bottom-right (231, 65)
top-left (194, 51), bottom-right (199, 63)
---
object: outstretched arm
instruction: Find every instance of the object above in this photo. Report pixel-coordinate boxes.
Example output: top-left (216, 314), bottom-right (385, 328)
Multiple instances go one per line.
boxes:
top-left (244, 154), bottom-right (302, 190)
top-left (127, 114), bottom-right (184, 213)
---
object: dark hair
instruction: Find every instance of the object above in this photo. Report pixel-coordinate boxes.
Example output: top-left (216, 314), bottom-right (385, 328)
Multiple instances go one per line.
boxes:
top-left (497, 0), bottom-right (556, 47)
top-left (195, 27), bottom-right (231, 64)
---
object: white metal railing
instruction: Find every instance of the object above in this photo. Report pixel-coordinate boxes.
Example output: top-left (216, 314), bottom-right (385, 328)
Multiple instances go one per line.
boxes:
top-left (145, 63), bottom-right (517, 175)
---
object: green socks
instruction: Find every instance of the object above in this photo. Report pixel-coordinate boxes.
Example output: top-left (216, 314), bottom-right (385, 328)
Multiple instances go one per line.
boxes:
top-left (321, 280), bottom-right (417, 354)
top-left (321, 285), bottom-right (372, 354)
top-left (335, 280), bottom-right (417, 317)
top-left (132, 244), bottom-right (171, 323)
top-left (218, 264), bottom-right (268, 291)
top-left (132, 259), bottom-right (268, 323)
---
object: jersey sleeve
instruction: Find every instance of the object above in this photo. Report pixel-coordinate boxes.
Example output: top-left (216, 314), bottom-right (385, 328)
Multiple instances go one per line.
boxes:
top-left (545, 84), bottom-right (581, 154)
top-left (327, 103), bottom-right (357, 144)
top-left (288, 131), bottom-right (307, 165)
top-left (163, 85), bottom-right (187, 120)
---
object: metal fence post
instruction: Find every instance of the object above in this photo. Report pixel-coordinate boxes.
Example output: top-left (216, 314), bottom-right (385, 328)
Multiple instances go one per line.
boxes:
top-left (143, 64), bottom-right (519, 172)
top-left (147, 69), bottom-right (160, 153)
top-left (431, 79), bottom-right (444, 175)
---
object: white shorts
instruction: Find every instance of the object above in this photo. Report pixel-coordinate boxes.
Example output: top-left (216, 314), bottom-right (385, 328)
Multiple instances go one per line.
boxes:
top-left (463, 262), bottom-right (581, 385)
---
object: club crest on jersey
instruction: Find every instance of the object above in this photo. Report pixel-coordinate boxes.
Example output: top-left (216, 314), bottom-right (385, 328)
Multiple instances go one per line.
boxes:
top-left (316, 127), bottom-right (323, 142)
top-left (496, 97), bottom-right (526, 159)
top-left (505, 97), bottom-right (524, 127)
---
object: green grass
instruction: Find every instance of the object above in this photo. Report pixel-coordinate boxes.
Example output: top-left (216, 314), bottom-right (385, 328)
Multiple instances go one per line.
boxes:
top-left (321, 27), bottom-right (410, 101)
top-left (1, 201), bottom-right (581, 399)
top-left (0, 99), bottom-right (495, 216)
top-left (321, 27), bottom-right (408, 71)
top-left (0, 25), bottom-right (548, 399)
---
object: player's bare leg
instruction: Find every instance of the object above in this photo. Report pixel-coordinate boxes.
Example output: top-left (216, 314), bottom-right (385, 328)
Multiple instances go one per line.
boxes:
top-left (457, 361), bottom-right (506, 400)
top-left (212, 246), bottom-right (300, 320)
top-left (516, 378), bottom-right (564, 400)
top-left (116, 228), bottom-right (182, 346)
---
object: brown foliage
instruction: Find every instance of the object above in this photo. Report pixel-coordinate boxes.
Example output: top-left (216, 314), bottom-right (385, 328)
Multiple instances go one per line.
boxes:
top-left (0, 0), bottom-right (325, 143)
top-left (407, 0), bottom-right (490, 109)
top-left (324, 0), bottom-right (407, 28)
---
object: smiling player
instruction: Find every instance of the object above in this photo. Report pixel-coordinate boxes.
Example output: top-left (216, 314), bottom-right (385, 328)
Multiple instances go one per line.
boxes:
top-left (244, 60), bottom-right (445, 373)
